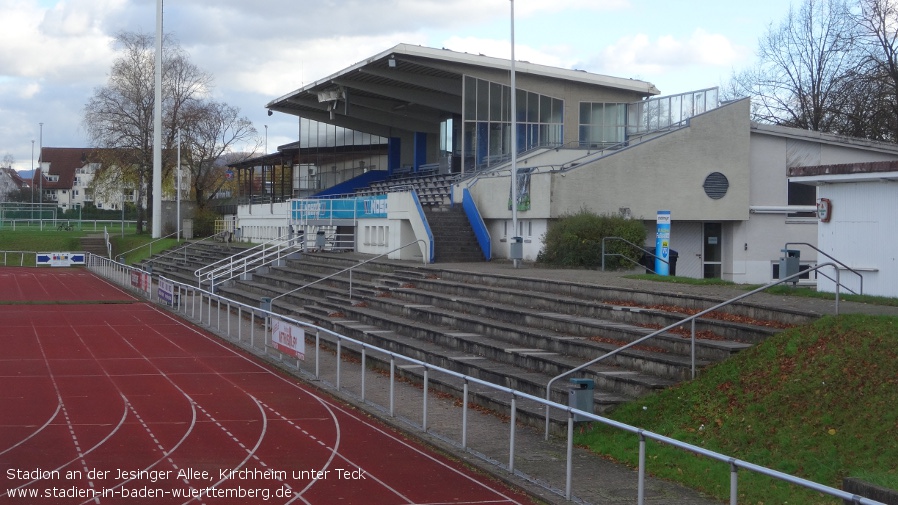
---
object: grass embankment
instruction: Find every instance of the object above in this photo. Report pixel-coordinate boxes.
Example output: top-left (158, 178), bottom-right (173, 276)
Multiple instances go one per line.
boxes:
top-left (113, 235), bottom-right (181, 264)
top-left (0, 229), bottom-right (180, 266)
top-left (628, 272), bottom-right (898, 306)
top-left (576, 314), bottom-right (898, 504)
top-left (0, 229), bottom-right (86, 266)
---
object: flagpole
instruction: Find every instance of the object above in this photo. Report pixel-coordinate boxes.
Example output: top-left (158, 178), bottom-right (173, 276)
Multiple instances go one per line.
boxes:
top-left (510, 0), bottom-right (519, 268)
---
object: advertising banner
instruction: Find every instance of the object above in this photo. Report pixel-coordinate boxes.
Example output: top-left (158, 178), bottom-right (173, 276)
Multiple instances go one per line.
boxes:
top-left (130, 270), bottom-right (151, 295)
top-left (36, 252), bottom-right (85, 267)
top-left (271, 319), bottom-right (305, 360)
top-left (655, 210), bottom-right (671, 276)
top-left (158, 278), bottom-right (174, 306)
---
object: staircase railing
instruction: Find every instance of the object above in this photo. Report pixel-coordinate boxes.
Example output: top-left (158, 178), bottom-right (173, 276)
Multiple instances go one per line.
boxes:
top-left (115, 230), bottom-right (180, 262)
top-left (544, 262), bottom-right (843, 439)
top-left (601, 236), bottom-right (666, 273)
top-left (143, 231), bottom-right (229, 269)
top-left (195, 234), bottom-right (302, 293)
top-left (271, 239), bottom-right (427, 304)
top-left (785, 242), bottom-right (864, 295)
top-left (194, 233), bottom-right (292, 283)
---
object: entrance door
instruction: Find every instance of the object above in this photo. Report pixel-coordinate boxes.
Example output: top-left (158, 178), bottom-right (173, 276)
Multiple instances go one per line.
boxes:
top-left (703, 222), bottom-right (722, 279)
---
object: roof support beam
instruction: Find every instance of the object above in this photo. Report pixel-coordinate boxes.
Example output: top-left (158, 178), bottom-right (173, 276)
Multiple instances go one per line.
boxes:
top-left (333, 78), bottom-right (461, 115)
top-left (357, 67), bottom-right (462, 96)
top-left (282, 95), bottom-right (439, 134)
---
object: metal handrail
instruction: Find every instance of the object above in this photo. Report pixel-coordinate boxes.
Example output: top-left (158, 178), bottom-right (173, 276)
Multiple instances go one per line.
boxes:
top-left (785, 242), bottom-right (864, 295)
top-left (194, 232), bottom-right (293, 281)
top-left (1, 251), bottom-right (29, 266)
top-left (143, 231), bottom-right (229, 267)
top-left (544, 262), bottom-right (843, 439)
top-left (84, 254), bottom-right (881, 505)
top-left (198, 236), bottom-right (302, 293)
top-left (601, 236), bottom-right (667, 273)
top-left (271, 240), bottom-right (427, 303)
top-left (116, 230), bottom-right (180, 261)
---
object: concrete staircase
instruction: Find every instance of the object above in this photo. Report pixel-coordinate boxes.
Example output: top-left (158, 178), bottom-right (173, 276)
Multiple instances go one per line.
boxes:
top-left (140, 244), bottom-right (817, 432)
top-left (426, 206), bottom-right (484, 262)
top-left (80, 234), bottom-right (109, 258)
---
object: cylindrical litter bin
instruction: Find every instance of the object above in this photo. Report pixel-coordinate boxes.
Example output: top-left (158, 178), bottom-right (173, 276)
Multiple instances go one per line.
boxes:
top-left (315, 230), bottom-right (326, 250)
top-left (780, 249), bottom-right (800, 284)
top-left (569, 378), bottom-right (595, 422)
top-left (509, 236), bottom-right (523, 260)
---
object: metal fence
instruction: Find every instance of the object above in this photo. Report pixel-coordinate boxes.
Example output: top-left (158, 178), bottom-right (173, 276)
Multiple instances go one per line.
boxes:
top-left (84, 254), bottom-right (883, 505)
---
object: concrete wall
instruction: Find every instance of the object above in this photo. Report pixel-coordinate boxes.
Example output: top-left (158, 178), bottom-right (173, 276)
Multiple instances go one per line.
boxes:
top-left (236, 201), bottom-right (291, 242)
top-left (550, 99), bottom-right (751, 221)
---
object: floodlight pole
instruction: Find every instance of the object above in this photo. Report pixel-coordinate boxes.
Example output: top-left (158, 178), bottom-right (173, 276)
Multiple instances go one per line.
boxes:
top-left (38, 123), bottom-right (43, 211)
top-left (30, 140), bottom-right (34, 220)
top-left (151, 0), bottom-right (163, 238)
top-left (177, 129), bottom-right (181, 241)
top-left (510, 0), bottom-right (519, 268)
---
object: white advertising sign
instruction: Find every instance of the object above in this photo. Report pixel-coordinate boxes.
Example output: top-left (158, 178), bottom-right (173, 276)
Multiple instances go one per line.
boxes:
top-left (271, 319), bottom-right (305, 360)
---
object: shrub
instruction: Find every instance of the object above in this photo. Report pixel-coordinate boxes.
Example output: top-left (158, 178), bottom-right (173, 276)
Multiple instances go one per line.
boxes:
top-left (537, 208), bottom-right (645, 269)
top-left (193, 207), bottom-right (220, 237)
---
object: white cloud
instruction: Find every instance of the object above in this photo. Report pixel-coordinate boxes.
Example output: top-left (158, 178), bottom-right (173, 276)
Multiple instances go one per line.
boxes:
top-left (0, 0), bottom-right (118, 82)
top-left (20, 82), bottom-right (42, 99)
top-left (440, 36), bottom-right (577, 70)
top-left (588, 29), bottom-right (750, 81)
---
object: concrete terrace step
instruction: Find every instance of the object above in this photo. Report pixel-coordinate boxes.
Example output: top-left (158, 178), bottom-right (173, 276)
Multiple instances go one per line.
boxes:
top-left (232, 265), bottom-right (682, 395)
top-left (137, 248), bottom-right (810, 427)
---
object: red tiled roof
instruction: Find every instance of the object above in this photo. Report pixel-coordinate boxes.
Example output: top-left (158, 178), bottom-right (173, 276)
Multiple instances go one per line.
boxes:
top-left (1, 167), bottom-right (29, 189)
top-left (35, 147), bottom-right (105, 190)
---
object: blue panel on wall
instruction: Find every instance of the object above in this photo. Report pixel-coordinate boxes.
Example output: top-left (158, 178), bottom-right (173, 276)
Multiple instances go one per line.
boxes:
top-left (388, 137), bottom-right (401, 174)
top-left (414, 132), bottom-right (427, 170)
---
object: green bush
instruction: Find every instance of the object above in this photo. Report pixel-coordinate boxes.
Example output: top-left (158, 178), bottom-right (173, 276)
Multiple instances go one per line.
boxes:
top-left (537, 208), bottom-right (646, 269)
top-left (193, 207), bottom-right (220, 237)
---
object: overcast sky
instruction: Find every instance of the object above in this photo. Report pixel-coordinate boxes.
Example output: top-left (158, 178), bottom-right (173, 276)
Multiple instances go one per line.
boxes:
top-left (1, 0), bottom-right (794, 173)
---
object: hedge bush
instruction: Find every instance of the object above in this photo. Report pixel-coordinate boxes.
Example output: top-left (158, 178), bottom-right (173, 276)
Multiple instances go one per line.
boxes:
top-left (536, 208), bottom-right (646, 269)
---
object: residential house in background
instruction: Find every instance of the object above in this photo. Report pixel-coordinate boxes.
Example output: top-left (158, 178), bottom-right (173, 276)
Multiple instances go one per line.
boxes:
top-left (0, 166), bottom-right (29, 200)
top-left (35, 147), bottom-right (144, 211)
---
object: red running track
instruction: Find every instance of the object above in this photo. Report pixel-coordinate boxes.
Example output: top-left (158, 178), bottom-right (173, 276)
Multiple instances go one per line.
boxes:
top-left (0, 268), bottom-right (540, 504)
top-left (0, 268), bottom-right (137, 303)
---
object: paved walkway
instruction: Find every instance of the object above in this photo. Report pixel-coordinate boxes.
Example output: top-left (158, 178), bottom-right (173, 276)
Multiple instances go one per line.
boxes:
top-left (420, 259), bottom-right (898, 318)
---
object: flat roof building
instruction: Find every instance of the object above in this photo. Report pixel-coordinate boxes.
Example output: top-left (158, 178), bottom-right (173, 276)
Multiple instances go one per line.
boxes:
top-left (239, 43), bottom-right (898, 286)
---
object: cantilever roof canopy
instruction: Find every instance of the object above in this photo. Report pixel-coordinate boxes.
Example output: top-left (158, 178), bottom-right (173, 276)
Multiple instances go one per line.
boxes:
top-left (266, 43), bottom-right (660, 137)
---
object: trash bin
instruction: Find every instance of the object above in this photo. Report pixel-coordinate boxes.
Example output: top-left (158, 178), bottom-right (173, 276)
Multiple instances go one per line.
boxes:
top-left (260, 296), bottom-right (272, 312)
top-left (569, 378), bottom-right (595, 422)
top-left (509, 236), bottom-right (523, 260)
top-left (640, 248), bottom-right (655, 273)
top-left (780, 249), bottom-right (800, 284)
top-left (315, 230), bottom-right (326, 250)
top-left (669, 249), bottom-right (678, 276)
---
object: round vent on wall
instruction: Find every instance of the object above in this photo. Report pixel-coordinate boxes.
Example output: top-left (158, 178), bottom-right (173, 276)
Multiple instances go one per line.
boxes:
top-left (703, 172), bottom-right (729, 200)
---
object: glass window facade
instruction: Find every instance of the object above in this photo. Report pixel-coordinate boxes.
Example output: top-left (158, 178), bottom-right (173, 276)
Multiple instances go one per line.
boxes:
top-left (578, 102), bottom-right (626, 147)
top-left (462, 76), bottom-right (563, 171)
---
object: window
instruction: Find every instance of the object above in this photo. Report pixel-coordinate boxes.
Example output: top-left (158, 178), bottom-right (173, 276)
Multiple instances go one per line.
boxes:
top-left (787, 182), bottom-right (816, 217)
top-left (463, 76), bottom-right (563, 170)
top-left (579, 102), bottom-right (626, 146)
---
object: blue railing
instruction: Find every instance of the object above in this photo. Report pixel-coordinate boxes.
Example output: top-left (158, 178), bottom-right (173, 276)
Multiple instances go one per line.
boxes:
top-left (462, 188), bottom-right (491, 261)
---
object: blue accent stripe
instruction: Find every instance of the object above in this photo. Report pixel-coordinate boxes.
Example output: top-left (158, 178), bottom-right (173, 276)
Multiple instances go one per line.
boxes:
top-left (462, 188), bottom-right (491, 261)
top-left (412, 190), bottom-right (435, 263)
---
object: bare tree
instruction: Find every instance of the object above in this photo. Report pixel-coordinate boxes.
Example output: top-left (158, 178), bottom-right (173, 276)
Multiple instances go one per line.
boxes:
top-left (730, 0), bottom-right (861, 131)
top-left (83, 31), bottom-right (211, 233)
top-left (855, 0), bottom-right (898, 141)
top-left (179, 100), bottom-right (259, 209)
